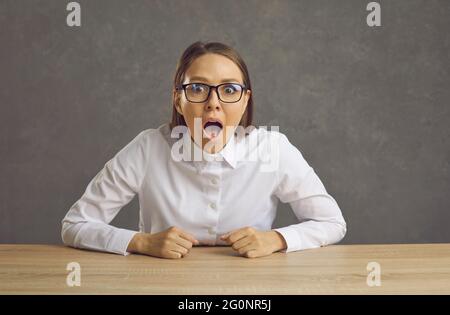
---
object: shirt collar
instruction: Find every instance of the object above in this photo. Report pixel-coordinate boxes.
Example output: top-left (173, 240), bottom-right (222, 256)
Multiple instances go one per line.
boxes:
top-left (182, 126), bottom-right (238, 169)
top-left (218, 131), bottom-right (237, 169)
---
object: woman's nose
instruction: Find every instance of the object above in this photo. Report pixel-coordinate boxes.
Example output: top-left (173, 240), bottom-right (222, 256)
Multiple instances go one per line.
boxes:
top-left (205, 88), bottom-right (221, 111)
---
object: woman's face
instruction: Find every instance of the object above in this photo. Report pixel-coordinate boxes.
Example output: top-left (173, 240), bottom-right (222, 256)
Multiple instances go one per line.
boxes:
top-left (174, 53), bottom-right (251, 153)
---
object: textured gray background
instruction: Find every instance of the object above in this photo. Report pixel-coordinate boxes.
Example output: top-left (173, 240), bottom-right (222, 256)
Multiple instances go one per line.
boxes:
top-left (1, 0), bottom-right (449, 245)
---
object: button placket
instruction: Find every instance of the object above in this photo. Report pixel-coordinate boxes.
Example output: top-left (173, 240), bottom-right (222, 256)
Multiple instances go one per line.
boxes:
top-left (203, 162), bottom-right (224, 242)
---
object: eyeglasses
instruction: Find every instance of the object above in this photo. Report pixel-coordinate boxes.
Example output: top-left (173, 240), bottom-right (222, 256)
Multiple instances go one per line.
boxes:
top-left (176, 82), bottom-right (247, 103)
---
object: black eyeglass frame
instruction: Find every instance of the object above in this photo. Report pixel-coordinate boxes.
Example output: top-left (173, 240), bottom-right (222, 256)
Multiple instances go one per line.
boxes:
top-left (175, 82), bottom-right (248, 103)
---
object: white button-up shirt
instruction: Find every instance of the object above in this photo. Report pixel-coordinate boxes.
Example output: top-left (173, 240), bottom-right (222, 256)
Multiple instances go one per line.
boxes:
top-left (61, 123), bottom-right (346, 255)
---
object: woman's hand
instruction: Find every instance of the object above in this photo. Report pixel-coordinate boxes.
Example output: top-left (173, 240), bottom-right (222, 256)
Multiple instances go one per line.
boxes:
top-left (127, 226), bottom-right (199, 259)
top-left (220, 227), bottom-right (287, 258)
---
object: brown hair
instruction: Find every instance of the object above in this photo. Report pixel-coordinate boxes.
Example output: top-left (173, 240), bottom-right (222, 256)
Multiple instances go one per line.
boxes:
top-left (170, 41), bottom-right (254, 129)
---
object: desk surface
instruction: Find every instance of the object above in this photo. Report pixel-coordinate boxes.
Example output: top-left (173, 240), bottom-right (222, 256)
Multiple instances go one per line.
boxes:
top-left (1, 244), bottom-right (449, 294)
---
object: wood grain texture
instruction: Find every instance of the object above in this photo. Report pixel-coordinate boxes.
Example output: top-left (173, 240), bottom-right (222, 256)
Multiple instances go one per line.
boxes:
top-left (1, 244), bottom-right (449, 294)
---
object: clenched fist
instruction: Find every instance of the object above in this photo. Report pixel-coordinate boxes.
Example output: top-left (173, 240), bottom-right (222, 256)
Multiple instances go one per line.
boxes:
top-left (220, 227), bottom-right (287, 258)
top-left (127, 226), bottom-right (199, 259)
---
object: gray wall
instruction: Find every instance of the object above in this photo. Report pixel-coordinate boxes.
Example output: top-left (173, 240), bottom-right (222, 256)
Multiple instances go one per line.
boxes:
top-left (1, 0), bottom-right (449, 245)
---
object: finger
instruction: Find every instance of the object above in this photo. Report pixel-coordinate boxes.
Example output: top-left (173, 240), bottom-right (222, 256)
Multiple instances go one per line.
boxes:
top-left (244, 250), bottom-right (260, 258)
top-left (177, 229), bottom-right (199, 245)
top-left (226, 228), bottom-right (251, 244)
top-left (220, 227), bottom-right (246, 240)
top-left (175, 235), bottom-right (193, 250)
top-left (220, 228), bottom-right (243, 242)
top-left (220, 229), bottom-right (238, 240)
top-left (231, 236), bottom-right (252, 250)
top-left (237, 243), bottom-right (258, 256)
top-left (171, 244), bottom-right (189, 256)
top-left (164, 250), bottom-right (182, 259)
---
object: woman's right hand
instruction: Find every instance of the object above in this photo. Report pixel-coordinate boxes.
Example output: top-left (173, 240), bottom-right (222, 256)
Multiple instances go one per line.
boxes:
top-left (127, 226), bottom-right (199, 259)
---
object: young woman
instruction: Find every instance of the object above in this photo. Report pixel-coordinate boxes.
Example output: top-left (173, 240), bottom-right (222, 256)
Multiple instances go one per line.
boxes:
top-left (61, 41), bottom-right (346, 259)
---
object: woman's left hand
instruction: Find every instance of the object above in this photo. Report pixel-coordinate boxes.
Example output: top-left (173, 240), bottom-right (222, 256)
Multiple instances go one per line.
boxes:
top-left (220, 227), bottom-right (287, 258)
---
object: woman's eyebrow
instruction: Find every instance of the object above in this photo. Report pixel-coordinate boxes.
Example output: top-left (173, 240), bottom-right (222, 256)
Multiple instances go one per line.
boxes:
top-left (188, 76), bottom-right (241, 83)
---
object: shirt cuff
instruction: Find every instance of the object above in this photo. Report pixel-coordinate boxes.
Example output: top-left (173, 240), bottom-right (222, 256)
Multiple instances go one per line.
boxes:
top-left (273, 226), bottom-right (302, 253)
top-left (107, 228), bottom-right (139, 256)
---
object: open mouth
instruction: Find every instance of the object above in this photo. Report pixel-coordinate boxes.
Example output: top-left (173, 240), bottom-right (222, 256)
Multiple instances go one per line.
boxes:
top-left (203, 120), bottom-right (223, 139)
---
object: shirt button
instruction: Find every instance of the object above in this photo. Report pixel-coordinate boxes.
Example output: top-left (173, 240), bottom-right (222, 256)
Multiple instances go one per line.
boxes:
top-left (211, 178), bottom-right (218, 185)
top-left (208, 227), bottom-right (216, 235)
top-left (209, 203), bottom-right (217, 210)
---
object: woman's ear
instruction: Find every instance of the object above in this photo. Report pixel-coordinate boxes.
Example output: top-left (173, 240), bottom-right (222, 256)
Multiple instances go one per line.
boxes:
top-left (242, 89), bottom-right (251, 113)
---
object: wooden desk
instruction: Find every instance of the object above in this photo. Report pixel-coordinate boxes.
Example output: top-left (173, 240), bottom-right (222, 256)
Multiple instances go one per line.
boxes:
top-left (0, 244), bottom-right (449, 294)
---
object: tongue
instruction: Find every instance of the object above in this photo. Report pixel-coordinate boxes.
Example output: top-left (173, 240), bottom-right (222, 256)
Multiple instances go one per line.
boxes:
top-left (203, 124), bottom-right (222, 139)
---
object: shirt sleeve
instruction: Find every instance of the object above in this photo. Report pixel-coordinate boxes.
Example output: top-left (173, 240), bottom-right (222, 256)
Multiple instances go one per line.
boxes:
top-left (61, 130), bottom-right (150, 255)
top-left (272, 133), bottom-right (347, 253)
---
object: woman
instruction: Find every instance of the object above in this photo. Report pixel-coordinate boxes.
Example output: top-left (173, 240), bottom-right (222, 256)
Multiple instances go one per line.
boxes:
top-left (61, 41), bottom-right (346, 259)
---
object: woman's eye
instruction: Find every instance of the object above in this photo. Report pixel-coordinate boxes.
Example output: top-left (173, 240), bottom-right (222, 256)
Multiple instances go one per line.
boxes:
top-left (224, 85), bottom-right (238, 94)
top-left (191, 84), bottom-right (205, 93)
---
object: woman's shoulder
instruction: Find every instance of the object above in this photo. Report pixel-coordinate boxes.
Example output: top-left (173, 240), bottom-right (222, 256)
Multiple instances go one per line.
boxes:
top-left (134, 123), bottom-right (169, 143)
top-left (249, 126), bottom-right (306, 158)
top-left (244, 125), bottom-right (289, 146)
top-left (115, 124), bottom-right (168, 159)
top-left (235, 125), bottom-right (293, 160)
